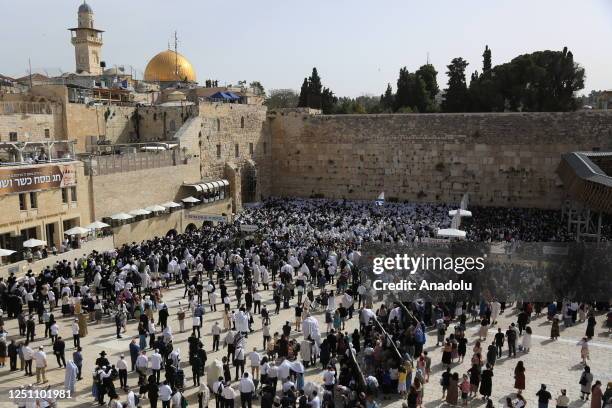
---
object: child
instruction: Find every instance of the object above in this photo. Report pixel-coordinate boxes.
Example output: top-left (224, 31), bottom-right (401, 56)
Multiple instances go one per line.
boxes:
top-left (460, 374), bottom-right (471, 406)
top-left (398, 366), bottom-right (407, 396)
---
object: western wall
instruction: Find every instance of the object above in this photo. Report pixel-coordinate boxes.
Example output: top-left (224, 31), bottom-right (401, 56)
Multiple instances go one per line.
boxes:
top-left (268, 109), bottom-right (612, 208)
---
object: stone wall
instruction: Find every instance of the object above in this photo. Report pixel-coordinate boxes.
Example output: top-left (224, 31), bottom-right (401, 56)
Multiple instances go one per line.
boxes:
top-left (66, 104), bottom-right (137, 151)
top-left (0, 110), bottom-right (62, 142)
top-left (137, 105), bottom-right (199, 142)
top-left (269, 110), bottom-right (612, 209)
top-left (198, 103), bottom-right (271, 206)
top-left (89, 161), bottom-right (201, 219)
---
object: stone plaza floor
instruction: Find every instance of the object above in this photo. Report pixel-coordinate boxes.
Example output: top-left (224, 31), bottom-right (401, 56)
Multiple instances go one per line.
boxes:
top-left (0, 278), bottom-right (610, 408)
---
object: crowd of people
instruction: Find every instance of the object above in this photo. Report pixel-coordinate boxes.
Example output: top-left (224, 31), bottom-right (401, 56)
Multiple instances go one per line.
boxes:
top-left (0, 198), bottom-right (610, 408)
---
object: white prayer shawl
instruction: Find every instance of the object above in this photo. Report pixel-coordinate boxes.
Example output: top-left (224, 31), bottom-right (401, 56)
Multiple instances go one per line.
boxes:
top-left (64, 360), bottom-right (78, 393)
top-left (235, 311), bottom-right (249, 333)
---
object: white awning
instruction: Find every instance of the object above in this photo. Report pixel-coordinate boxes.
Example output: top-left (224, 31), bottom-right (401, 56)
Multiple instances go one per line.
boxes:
top-left (110, 212), bottom-right (134, 220)
top-left (86, 221), bottom-right (111, 229)
top-left (211, 181), bottom-right (222, 189)
top-left (220, 179), bottom-right (229, 186)
top-left (436, 228), bottom-right (467, 239)
top-left (129, 209), bottom-right (152, 216)
top-left (203, 182), bottom-right (216, 190)
top-left (161, 202), bottom-right (182, 208)
top-left (145, 205), bottom-right (167, 212)
top-left (64, 226), bottom-right (91, 236)
top-left (182, 196), bottom-right (201, 203)
top-left (448, 209), bottom-right (472, 217)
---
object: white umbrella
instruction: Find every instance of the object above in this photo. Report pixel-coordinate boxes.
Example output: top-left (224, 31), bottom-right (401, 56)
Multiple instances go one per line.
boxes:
top-left (145, 205), bottom-right (167, 212)
top-left (110, 213), bottom-right (134, 220)
top-left (86, 221), bottom-right (110, 229)
top-left (0, 248), bottom-right (16, 257)
top-left (129, 209), bottom-right (152, 216)
top-left (161, 202), bottom-right (182, 208)
top-left (22, 239), bottom-right (47, 248)
top-left (64, 226), bottom-right (91, 236)
top-left (181, 196), bottom-right (201, 203)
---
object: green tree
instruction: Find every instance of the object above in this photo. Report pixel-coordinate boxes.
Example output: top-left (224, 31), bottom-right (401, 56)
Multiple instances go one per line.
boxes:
top-left (441, 57), bottom-right (470, 112)
top-left (320, 87), bottom-right (337, 114)
top-left (482, 45), bottom-right (492, 75)
top-left (395, 68), bottom-right (432, 113)
top-left (265, 89), bottom-right (299, 109)
top-left (249, 81), bottom-right (265, 96)
top-left (297, 78), bottom-right (309, 107)
top-left (415, 64), bottom-right (439, 102)
top-left (380, 83), bottom-right (394, 112)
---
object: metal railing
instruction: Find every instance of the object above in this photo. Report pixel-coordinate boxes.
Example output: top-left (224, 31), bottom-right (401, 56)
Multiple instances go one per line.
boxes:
top-left (82, 149), bottom-right (188, 176)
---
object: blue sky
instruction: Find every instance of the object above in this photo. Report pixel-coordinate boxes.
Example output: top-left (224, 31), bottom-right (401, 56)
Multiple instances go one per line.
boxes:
top-left (2, 0), bottom-right (611, 97)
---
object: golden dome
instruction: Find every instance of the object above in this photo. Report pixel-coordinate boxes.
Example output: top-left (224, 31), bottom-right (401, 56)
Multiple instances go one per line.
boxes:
top-left (144, 50), bottom-right (196, 82)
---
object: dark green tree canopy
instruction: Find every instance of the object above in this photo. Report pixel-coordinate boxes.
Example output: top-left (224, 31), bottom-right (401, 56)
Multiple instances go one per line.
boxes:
top-left (441, 57), bottom-right (470, 112)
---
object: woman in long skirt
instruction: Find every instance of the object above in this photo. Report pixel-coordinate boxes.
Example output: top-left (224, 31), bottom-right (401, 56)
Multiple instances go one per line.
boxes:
top-left (514, 361), bottom-right (526, 394)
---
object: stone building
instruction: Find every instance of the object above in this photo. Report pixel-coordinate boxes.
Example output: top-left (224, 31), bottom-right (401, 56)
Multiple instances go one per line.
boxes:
top-left (69, 2), bottom-right (104, 75)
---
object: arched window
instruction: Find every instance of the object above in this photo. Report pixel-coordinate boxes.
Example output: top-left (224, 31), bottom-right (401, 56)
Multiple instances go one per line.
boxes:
top-left (240, 116), bottom-right (245, 129)
top-left (169, 120), bottom-right (176, 131)
top-left (217, 118), bottom-right (221, 131)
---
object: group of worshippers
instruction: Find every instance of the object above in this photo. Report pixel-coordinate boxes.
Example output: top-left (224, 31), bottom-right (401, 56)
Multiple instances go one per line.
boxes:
top-left (0, 198), bottom-right (611, 408)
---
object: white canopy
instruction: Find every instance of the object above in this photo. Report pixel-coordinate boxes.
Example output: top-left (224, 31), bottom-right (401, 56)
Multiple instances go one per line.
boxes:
top-left (129, 209), bottom-right (152, 216)
top-left (0, 248), bottom-right (16, 257)
top-left (161, 202), bottom-right (182, 208)
top-left (22, 239), bottom-right (47, 248)
top-left (110, 212), bottom-right (134, 220)
top-left (436, 228), bottom-right (467, 239)
top-left (448, 209), bottom-right (472, 217)
top-left (64, 226), bottom-right (91, 236)
top-left (181, 196), bottom-right (201, 203)
top-left (86, 221), bottom-right (111, 229)
top-left (145, 205), bottom-right (167, 212)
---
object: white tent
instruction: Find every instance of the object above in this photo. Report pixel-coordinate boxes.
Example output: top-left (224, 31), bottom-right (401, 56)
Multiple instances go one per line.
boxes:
top-left (0, 248), bottom-right (16, 257)
top-left (181, 196), bottom-right (201, 203)
top-left (64, 226), bottom-right (91, 236)
top-left (86, 221), bottom-right (110, 229)
top-left (22, 239), bottom-right (47, 248)
top-left (145, 205), bottom-right (167, 212)
top-left (161, 202), bottom-right (182, 208)
top-left (129, 209), bottom-right (152, 216)
top-left (110, 213), bottom-right (134, 220)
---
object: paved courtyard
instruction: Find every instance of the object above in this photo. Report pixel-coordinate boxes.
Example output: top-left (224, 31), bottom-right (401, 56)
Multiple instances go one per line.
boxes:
top-left (0, 278), bottom-right (610, 408)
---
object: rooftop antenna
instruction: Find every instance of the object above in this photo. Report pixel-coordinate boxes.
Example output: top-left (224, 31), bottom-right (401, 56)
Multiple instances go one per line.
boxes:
top-left (28, 58), bottom-right (33, 89)
top-left (174, 30), bottom-right (179, 80)
top-left (426, 52), bottom-right (430, 65)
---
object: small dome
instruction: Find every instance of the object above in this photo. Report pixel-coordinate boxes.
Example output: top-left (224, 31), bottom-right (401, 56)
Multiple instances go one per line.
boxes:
top-left (144, 50), bottom-right (197, 83)
top-left (78, 2), bottom-right (92, 13)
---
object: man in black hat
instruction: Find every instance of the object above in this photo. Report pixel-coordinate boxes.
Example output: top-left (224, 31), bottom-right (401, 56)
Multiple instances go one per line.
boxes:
top-left (96, 351), bottom-right (110, 368)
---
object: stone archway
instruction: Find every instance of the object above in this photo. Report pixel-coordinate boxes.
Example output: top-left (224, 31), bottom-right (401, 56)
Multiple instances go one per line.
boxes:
top-left (185, 223), bottom-right (198, 233)
top-left (166, 229), bottom-right (178, 237)
top-left (241, 161), bottom-right (257, 204)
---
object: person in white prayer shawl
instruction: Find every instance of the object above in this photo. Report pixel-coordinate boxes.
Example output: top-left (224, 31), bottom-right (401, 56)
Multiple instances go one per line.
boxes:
top-left (235, 309), bottom-right (250, 335)
top-left (64, 360), bottom-right (78, 393)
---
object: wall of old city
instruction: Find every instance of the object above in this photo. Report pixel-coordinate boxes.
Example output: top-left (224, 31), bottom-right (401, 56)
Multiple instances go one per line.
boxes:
top-left (111, 199), bottom-right (231, 246)
top-left (66, 103), bottom-right (137, 151)
top-left (269, 110), bottom-right (612, 209)
top-left (0, 109), bottom-right (62, 143)
top-left (88, 160), bottom-right (201, 219)
top-left (198, 102), bottom-right (271, 209)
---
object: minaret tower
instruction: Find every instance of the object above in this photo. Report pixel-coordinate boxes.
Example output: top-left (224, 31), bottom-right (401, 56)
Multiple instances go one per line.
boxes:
top-left (69, 1), bottom-right (104, 75)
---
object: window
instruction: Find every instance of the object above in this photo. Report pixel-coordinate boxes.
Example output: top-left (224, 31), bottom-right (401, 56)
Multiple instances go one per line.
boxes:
top-left (241, 117), bottom-right (245, 129)
top-left (44, 128), bottom-right (50, 138)
top-left (169, 120), bottom-right (176, 132)
top-left (30, 192), bottom-right (37, 209)
top-left (9, 132), bottom-right (17, 142)
top-left (217, 118), bottom-right (221, 132)
top-left (71, 186), bottom-right (77, 202)
top-left (61, 188), bottom-right (68, 204)
top-left (263, 142), bottom-right (267, 154)
top-left (235, 144), bottom-right (239, 158)
top-left (216, 144), bottom-right (221, 159)
top-left (19, 194), bottom-right (26, 211)
top-left (249, 142), bottom-right (254, 155)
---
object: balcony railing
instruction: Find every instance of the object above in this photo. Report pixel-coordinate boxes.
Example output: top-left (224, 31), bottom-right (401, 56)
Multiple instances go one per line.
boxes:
top-left (82, 150), bottom-right (188, 176)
